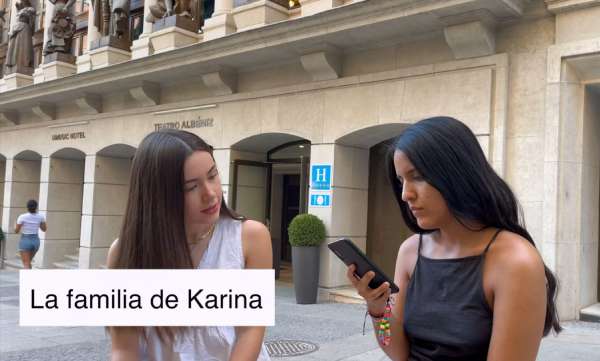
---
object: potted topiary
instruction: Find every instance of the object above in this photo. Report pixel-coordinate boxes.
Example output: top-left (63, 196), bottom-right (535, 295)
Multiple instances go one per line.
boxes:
top-left (288, 213), bottom-right (326, 304)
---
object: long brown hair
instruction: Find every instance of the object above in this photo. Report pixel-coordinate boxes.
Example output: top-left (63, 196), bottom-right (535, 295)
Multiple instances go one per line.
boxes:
top-left (112, 129), bottom-right (243, 345)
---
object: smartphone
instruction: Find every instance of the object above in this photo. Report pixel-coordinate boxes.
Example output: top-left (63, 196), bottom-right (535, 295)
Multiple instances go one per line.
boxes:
top-left (328, 238), bottom-right (400, 294)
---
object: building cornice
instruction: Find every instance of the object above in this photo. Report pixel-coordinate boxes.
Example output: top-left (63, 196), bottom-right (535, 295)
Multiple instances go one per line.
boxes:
top-left (545, 0), bottom-right (600, 13)
top-left (0, 0), bottom-right (526, 114)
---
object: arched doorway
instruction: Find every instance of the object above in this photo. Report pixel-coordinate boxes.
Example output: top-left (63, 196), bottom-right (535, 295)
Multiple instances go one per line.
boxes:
top-left (40, 148), bottom-right (86, 268)
top-left (230, 133), bottom-right (310, 280)
top-left (2, 150), bottom-right (42, 267)
top-left (580, 83), bottom-right (600, 320)
top-left (335, 124), bottom-right (410, 278)
top-left (79, 144), bottom-right (135, 268)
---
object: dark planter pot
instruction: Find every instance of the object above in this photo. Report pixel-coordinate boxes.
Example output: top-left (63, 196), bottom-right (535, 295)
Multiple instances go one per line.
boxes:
top-left (291, 246), bottom-right (320, 304)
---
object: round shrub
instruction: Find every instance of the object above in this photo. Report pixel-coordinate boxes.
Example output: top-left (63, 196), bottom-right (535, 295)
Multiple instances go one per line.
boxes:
top-left (0, 227), bottom-right (4, 242)
top-left (288, 213), bottom-right (326, 247)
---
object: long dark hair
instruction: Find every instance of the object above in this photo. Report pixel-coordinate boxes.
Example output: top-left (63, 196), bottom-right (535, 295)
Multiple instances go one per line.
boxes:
top-left (112, 129), bottom-right (242, 343)
top-left (387, 116), bottom-right (561, 336)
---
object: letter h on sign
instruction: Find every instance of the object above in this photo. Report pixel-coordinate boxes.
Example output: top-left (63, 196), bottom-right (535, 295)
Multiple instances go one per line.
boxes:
top-left (311, 165), bottom-right (331, 190)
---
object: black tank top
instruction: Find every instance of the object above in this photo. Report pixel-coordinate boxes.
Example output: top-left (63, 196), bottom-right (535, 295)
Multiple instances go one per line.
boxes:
top-left (403, 230), bottom-right (501, 361)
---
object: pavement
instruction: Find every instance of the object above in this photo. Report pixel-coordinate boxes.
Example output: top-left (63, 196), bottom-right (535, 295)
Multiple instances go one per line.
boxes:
top-left (1, 269), bottom-right (600, 361)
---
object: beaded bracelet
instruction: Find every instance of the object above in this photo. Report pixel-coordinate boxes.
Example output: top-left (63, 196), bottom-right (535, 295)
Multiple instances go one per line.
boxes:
top-left (363, 299), bottom-right (392, 346)
top-left (376, 300), bottom-right (392, 345)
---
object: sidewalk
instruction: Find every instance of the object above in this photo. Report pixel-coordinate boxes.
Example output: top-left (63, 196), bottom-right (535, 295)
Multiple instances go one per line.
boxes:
top-left (1, 270), bottom-right (599, 360)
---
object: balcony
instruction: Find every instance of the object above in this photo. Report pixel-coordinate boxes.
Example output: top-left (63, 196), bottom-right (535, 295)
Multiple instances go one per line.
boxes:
top-left (0, 0), bottom-right (529, 124)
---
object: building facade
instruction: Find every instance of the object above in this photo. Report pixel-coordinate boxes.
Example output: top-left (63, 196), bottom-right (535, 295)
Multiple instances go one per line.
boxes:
top-left (0, 0), bottom-right (599, 321)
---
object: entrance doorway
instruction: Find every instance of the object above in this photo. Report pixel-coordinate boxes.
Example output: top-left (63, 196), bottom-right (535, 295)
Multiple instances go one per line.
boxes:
top-left (229, 135), bottom-right (310, 281)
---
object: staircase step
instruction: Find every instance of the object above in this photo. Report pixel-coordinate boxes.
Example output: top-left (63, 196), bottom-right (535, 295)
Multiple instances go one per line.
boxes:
top-left (327, 286), bottom-right (365, 305)
top-left (580, 303), bottom-right (600, 323)
top-left (53, 260), bottom-right (79, 269)
top-left (3, 258), bottom-right (25, 269)
top-left (64, 254), bottom-right (79, 262)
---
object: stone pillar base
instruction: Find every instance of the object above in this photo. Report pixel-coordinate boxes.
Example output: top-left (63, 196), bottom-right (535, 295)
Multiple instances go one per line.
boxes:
top-left (131, 35), bottom-right (153, 60)
top-left (300, 0), bottom-right (344, 17)
top-left (150, 16), bottom-right (202, 54)
top-left (3, 72), bottom-right (34, 91)
top-left (203, 13), bottom-right (236, 41)
top-left (78, 246), bottom-right (109, 269)
top-left (34, 54), bottom-right (77, 84)
top-left (89, 46), bottom-right (132, 70)
top-left (232, 0), bottom-right (289, 32)
top-left (76, 54), bottom-right (92, 73)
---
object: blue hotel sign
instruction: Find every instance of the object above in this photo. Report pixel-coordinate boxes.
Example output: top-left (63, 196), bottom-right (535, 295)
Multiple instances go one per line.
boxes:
top-left (311, 165), bottom-right (331, 190)
top-left (310, 194), bottom-right (331, 207)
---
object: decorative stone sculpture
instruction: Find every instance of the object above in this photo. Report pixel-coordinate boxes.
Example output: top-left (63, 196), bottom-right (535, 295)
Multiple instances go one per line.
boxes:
top-left (146, 0), bottom-right (202, 32)
top-left (4, 0), bottom-right (36, 75)
top-left (44, 0), bottom-right (77, 55)
top-left (90, 0), bottom-right (130, 50)
top-left (91, 0), bottom-right (130, 39)
top-left (109, 0), bottom-right (130, 40)
top-left (0, 8), bottom-right (7, 44)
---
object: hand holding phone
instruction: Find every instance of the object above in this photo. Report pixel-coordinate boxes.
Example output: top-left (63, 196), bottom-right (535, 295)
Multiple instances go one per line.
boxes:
top-left (328, 238), bottom-right (399, 294)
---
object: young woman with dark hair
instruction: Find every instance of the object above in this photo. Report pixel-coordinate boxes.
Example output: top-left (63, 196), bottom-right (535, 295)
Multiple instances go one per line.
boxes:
top-left (347, 116), bottom-right (560, 361)
top-left (108, 129), bottom-right (272, 361)
top-left (15, 199), bottom-right (47, 269)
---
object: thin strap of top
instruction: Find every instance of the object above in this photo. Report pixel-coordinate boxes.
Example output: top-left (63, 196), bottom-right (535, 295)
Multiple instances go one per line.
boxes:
top-left (482, 228), bottom-right (502, 254)
top-left (417, 229), bottom-right (502, 257)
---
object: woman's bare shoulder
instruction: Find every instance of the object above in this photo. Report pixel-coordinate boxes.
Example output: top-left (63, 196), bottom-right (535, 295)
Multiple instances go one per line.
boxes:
top-left (487, 230), bottom-right (545, 283)
top-left (107, 239), bottom-right (120, 269)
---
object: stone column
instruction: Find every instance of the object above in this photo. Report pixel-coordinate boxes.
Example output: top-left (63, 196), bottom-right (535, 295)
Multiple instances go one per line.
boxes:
top-left (0, 159), bottom-right (5, 230)
top-left (299, 0), bottom-right (343, 17)
top-left (76, 0), bottom-right (102, 72)
top-left (203, 0), bottom-right (236, 41)
top-left (36, 156), bottom-right (84, 268)
top-left (308, 143), bottom-right (369, 288)
top-left (131, 0), bottom-right (157, 59)
top-left (213, 148), bottom-right (232, 205)
top-left (1, 158), bottom-right (42, 265)
top-left (79, 154), bottom-right (131, 268)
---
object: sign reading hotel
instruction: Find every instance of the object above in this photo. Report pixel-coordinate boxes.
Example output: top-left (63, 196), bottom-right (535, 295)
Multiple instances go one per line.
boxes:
top-left (310, 164), bottom-right (332, 208)
top-left (51, 132), bottom-right (86, 141)
top-left (311, 164), bottom-right (331, 190)
top-left (154, 117), bottom-right (214, 131)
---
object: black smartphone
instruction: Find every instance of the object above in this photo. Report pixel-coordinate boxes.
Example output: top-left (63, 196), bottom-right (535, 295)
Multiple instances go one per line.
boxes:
top-left (328, 238), bottom-right (400, 294)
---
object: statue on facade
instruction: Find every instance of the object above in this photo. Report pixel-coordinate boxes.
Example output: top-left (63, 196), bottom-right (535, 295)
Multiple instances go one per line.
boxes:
top-left (44, 0), bottom-right (77, 55)
top-left (0, 8), bottom-right (7, 44)
top-left (146, 0), bottom-right (202, 31)
top-left (4, 0), bottom-right (35, 75)
top-left (91, 0), bottom-right (130, 39)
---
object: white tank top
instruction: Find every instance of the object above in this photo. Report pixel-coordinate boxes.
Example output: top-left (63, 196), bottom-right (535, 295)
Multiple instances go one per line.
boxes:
top-left (140, 216), bottom-right (271, 361)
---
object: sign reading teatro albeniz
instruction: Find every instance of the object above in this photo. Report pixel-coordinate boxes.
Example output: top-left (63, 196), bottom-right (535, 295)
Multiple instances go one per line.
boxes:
top-left (51, 132), bottom-right (86, 141)
top-left (154, 117), bottom-right (214, 131)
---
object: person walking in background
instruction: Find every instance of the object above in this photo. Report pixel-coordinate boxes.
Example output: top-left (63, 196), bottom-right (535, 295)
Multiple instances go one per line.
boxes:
top-left (15, 199), bottom-right (47, 269)
top-left (347, 116), bottom-right (561, 361)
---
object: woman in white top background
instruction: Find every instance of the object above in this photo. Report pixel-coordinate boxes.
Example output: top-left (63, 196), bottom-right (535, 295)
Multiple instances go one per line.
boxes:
top-left (15, 199), bottom-right (47, 269)
top-left (107, 129), bottom-right (272, 361)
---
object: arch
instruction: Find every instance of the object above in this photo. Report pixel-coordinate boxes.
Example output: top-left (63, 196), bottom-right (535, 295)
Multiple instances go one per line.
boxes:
top-left (14, 150), bottom-right (42, 161)
top-left (231, 132), bottom-right (308, 153)
top-left (97, 144), bottom-right (137, 158)
top-left (335, 123), bottom-right (408, 149)
top-left (51, 148), bottom-right (86, 160)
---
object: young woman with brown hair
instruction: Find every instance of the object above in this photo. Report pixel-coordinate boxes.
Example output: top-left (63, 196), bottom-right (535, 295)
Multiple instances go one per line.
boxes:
top-left (108, 129), bottom-right (272, 361)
